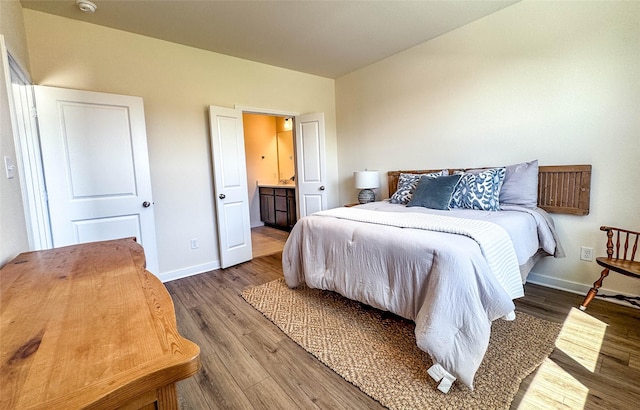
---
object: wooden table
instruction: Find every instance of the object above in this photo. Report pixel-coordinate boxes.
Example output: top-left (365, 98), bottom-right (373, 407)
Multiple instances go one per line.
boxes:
top-left (0, 238), bottom-right (200, 409)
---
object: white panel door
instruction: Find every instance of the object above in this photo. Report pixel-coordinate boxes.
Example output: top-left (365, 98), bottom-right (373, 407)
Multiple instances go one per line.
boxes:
top-left (295, 113), bottom-right (327, 217)
top-left (209, 105), bottom-right (252, 268)
top-left (34, 86), bottom-right (159, 273)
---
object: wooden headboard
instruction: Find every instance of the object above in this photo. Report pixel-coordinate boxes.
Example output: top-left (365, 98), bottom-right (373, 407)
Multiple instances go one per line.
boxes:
top-left (387, 165), bottom-right (591, 215)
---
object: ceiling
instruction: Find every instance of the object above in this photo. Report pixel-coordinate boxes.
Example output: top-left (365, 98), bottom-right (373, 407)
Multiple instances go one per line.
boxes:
top-left (20, 0), bottom-right (518, 79)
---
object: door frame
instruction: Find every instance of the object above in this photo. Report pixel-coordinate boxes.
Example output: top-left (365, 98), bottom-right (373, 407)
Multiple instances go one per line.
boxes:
top-left (2, 38), bottom-right (52, 251)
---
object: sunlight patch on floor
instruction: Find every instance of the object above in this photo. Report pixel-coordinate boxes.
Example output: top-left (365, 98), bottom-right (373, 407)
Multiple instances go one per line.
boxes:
top-left (518, 308), bottom-right (608, 409)
top-left (555, 307), bottom-right (607, 372)
top-left (517, 359), bottom-right (588, 409)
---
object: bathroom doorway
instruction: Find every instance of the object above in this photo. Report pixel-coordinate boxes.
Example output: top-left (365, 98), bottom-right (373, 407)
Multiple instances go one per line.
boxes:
top-left (242, 113), bottom-right (296, 229)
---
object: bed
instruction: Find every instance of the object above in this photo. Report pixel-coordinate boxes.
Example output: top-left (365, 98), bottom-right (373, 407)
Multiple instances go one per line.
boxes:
top-left (282, 162), bottom-right (591, 393)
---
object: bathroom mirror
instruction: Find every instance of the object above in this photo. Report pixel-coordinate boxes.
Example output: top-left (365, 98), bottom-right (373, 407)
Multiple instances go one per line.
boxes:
top-left (277, 130), bottom-right (294, 183)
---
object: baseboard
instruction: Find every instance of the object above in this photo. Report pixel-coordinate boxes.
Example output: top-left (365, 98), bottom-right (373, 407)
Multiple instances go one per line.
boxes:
top-left (527, 271), bottom-right (639, 308)
top-left (251, 221), bottom-right (265, 228)
top-left (158, 260), bottom-right (220, 283)
top-left (526, 271), bottom-right (590, 295)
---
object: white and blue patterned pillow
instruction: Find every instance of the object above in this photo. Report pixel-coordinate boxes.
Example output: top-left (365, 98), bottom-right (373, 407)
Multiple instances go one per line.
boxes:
top-left (390, 170), bottom-right (448, 204)
top-left (450, 168), bottom-right (506, 211)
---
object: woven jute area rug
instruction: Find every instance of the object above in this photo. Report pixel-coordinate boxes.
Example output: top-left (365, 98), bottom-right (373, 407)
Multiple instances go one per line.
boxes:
top-left (241, 278), bottom-right (561, 410)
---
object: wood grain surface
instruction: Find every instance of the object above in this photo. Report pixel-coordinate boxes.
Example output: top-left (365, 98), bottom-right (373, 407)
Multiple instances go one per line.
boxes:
top-left (0, 238), bottom-right (200, 409)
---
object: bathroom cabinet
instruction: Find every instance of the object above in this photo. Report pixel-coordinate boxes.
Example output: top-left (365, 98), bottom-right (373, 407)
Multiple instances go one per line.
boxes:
top-left (259, 186), bottom-right (296, 230)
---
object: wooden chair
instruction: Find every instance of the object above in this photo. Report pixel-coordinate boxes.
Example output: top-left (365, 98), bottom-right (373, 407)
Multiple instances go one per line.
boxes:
top-left (580, 226), bottom-right (640, 310)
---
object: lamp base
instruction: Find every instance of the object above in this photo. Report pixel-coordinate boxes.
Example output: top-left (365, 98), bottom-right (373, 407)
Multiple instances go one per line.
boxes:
top-left (358, 189), bottom-right (375, 204)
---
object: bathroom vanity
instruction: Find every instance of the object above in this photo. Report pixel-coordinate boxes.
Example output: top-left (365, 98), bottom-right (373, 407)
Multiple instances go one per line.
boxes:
top-left (259, 184), bottom-right (296, 231)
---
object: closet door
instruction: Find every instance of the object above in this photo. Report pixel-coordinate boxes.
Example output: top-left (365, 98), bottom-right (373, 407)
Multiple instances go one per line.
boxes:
top-left (34, 86), bottom-right (159, 273)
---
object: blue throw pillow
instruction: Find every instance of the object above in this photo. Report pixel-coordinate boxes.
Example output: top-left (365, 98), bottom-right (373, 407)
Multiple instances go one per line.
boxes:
top-left (407, 175), bottom-right (462, 210)
top-left (389, 170), bottom-right (447, 204)
top-left (450, 168), bottom-right (506, 211)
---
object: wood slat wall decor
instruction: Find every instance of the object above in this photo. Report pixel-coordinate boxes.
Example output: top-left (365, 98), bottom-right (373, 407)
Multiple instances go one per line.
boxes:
top-left (537, 165), bottom-right (591, 215)
top-left (387, 164), bottom-right (591, 215)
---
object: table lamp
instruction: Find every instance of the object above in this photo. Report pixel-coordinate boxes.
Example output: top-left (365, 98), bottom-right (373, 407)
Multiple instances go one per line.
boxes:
top-left (354, 170), bottom-right (379, 204)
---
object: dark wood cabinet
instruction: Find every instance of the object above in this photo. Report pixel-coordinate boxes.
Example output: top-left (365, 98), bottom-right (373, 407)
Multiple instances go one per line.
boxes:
top-left (259, 187), bottom-right (296, 231)
top-left (259, 189), bottom-right (276, 224)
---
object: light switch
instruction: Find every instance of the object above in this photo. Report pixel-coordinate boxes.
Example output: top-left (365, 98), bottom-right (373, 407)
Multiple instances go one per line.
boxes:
top-left (4, 156), bottom-right (16, 179)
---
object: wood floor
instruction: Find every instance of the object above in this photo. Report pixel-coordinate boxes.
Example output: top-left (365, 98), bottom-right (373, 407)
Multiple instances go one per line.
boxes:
top-left (165, 232), bottom-right (640, 409)
top-left (251, 226), bottom-right (289, 259)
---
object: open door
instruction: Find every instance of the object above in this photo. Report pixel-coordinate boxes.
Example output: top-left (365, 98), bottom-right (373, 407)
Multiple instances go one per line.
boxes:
top-left (34, 86), bottom-right (159, 273)
top-left (294, 112), bottom-right (327, 217)
top-left (209, 105), bottom-right (252, 268)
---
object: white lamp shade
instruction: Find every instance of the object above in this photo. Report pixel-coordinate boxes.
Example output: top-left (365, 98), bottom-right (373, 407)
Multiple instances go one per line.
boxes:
top-left (354, 170), bottom-right (379, 189)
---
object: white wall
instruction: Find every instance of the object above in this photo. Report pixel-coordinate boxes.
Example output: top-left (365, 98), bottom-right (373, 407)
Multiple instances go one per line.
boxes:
top-left (0, 0), bottom-right (30, 266)
top-left (0, 0), bottom-right (29, 69)
top-left (336, 1), bottom-right (640, 297)
top-left (23, 9), bottom-right (337, 281)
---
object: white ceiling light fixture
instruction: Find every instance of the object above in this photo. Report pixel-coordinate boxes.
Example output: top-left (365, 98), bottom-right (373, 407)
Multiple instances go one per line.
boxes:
top-left (76, 0), bottom-right (97, 13)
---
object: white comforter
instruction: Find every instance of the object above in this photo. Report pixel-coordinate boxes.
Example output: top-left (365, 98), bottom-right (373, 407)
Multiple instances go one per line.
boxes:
top-left (282, 201), bottom-right (561, 390)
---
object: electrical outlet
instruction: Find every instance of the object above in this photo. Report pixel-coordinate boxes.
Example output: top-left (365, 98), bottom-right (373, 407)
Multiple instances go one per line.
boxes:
top-left (580, 246), bottom-right (593, 261)
top-left (190, 238), bottom-right (199, 250)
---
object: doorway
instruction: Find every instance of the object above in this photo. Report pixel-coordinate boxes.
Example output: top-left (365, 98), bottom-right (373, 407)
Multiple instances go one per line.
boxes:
top-left (242, 113), bottom-right (296, 229)
top-left (243, 113), bottom-right (294, 256)
top-left (210, 105), bottom-right (326, 268)
top-left (5, 75), bottom-right (160, 272)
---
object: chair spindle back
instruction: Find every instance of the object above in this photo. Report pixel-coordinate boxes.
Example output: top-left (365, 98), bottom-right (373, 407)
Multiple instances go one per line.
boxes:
top-left (603, 226), bottom-right (639, 261)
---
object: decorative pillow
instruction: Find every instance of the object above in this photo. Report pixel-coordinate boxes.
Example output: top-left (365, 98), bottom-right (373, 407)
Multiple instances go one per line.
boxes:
top-left (450, 167), bottom-right (506, 211)
top-left (407, 175), bottom-right (462, 210)
top-left (390, 170), bottom-right (448, 204)
top-left (499, 160), bottom-right (539, 208)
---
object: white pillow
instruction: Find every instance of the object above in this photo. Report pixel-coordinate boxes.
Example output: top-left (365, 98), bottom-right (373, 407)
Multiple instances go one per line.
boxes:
top-left (499, 160), bottom-right (539, 208)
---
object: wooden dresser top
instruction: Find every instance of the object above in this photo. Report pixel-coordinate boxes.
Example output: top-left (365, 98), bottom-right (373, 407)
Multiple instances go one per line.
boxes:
top-left (0, 238), bottom-right (200, 409)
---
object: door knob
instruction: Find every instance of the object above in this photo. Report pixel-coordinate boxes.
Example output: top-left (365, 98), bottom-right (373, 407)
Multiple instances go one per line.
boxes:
top-left (219, 193), bottom-right (226, 199)
top-left (319, 186), bottom-right (325, 191)
top-left (142, 201), bottom-right (151, 208)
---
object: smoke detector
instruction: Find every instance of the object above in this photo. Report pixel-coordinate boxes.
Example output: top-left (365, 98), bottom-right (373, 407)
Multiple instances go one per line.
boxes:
top-left (76, 0), bottom-right (97, 13)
